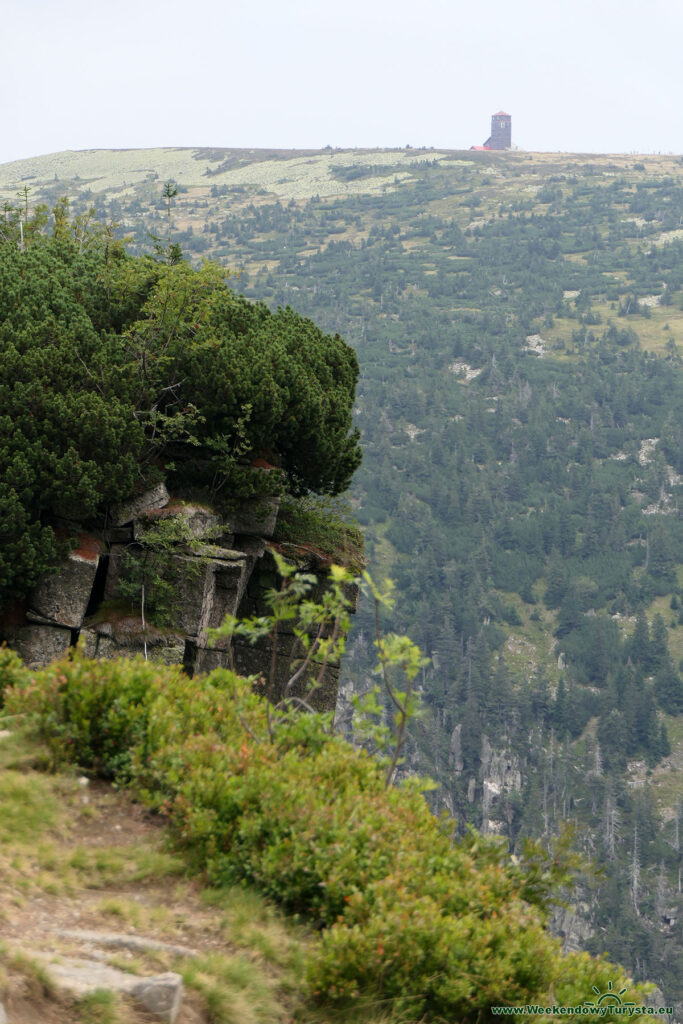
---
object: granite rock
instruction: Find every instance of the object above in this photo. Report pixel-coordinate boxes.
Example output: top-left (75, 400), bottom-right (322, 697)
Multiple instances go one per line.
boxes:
top-left (111, 482), bottom-right (169, 526)
top-left (28, 545), bottom-right (100, 628)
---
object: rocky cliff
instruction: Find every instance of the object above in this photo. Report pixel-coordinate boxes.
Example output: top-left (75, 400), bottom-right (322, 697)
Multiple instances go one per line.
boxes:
top-left (0, 484), bottom-right (356, 713)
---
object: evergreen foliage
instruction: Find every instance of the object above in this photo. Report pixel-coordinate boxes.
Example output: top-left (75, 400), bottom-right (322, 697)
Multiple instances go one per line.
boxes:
top-left (0, 219), bottom-right (360, 610)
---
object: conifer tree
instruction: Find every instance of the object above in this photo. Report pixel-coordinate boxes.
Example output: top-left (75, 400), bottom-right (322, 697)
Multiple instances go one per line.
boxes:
top-left (544, 549), bottom-right (569, 609)
top-left (630, 610), bottom-right (652, 673)
top-left (654, 660), bottom-right (683, 714)
top-left (650, 613), bottom-right (669, 672)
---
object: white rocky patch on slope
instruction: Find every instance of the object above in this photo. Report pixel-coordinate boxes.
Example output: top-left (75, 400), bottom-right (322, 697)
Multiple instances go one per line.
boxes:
top-left (638, 438), bottom-right (659, 465)
top-left (449, 361), bottom-right (482, 381)
top-left (525, 334), bottom-right (548, 355)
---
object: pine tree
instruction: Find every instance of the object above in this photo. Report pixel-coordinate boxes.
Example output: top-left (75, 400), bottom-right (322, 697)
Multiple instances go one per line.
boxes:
top-left (647, 523), bottom-right (676, 592)
top-left (630, 610), bottom-right (652, 673)
top-left (555, 585), bottom-right (583, 637)
top-left (597, 708), bottom-right (628, 770)
top-left (654, 660), bottom-right (683, 714)
top-left (650, 613), bottom-right (669, 672)
top-left (544, 549), bottom-right (569, 609)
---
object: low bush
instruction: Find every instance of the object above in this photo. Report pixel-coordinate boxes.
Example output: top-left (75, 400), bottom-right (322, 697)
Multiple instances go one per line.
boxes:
top-left (0, 646), bottom-right (30, 707)
top-left (2, 654), bottom-right (172, 779)
top-left (2, 652), bottom-right (640, 1021)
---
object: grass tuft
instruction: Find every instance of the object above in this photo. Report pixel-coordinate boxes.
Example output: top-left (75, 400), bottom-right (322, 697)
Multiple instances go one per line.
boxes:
top-left (76, 988), bottom-right (127, 1024)
top-left (0, 771), bottom-right (61, 844)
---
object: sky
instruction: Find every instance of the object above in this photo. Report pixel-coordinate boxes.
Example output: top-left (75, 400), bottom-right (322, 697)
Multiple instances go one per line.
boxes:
top-left (2, 0), bottom-right (683, 165)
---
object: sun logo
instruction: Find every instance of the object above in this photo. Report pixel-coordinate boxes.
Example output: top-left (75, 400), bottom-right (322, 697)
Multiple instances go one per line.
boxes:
top-left (584, 981), bottom-right (635, 1009)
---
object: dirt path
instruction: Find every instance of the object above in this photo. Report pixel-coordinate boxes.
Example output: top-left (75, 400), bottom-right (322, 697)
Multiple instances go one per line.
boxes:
top-left (0, 736), bottom-right (304, 1024)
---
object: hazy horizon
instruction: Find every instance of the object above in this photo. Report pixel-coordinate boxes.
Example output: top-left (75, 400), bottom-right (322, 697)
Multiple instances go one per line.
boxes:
top-left (3, 142), bottom-right (681, 167)
top-left (2, 0), bottom-right (683, 166)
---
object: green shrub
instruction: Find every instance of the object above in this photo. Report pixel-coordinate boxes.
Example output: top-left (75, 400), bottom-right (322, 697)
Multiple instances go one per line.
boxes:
top-left (309, 884), bottom-right (559, 1015)
top-left (0, 645), bottom-right (31, 706)
top-left (3, 654), bottom-right (180, 779)
top-left (3, 653), bottom-right (642, 1021)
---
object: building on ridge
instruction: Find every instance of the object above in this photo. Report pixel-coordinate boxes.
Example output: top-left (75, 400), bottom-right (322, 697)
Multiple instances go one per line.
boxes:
top-left (483, 111), bottom-right (511, 150)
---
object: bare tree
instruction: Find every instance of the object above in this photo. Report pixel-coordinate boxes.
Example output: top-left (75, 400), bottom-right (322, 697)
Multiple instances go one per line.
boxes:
top-left (630, 825), bottom-right (641, 916)
top-left (602, 789), bottom-right (620, 861)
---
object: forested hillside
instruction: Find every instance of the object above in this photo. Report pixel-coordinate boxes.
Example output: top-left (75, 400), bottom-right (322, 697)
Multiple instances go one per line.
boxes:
top-left (1, 147), bottom-right (681, 1010)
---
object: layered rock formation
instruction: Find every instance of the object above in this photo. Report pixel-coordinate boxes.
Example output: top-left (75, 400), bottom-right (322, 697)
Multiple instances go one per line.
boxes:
top-left (1, 487), bottom-right (355, 712)
top-left (449, 723), bottom-right (524, 835)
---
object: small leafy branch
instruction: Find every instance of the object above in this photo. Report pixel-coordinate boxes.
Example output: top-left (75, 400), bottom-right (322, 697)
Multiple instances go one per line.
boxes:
top-left (357, 572), bottom-right (429, 787)
top-left (209, 551), bottom-right (353, 741)
top-left (209, 553), bottom-right (428, 782)
top-left (149, 181), bottom-right (182, 264)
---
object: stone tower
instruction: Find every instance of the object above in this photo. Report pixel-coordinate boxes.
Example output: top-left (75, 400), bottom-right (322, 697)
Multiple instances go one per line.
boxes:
top-left (487, 111), bottom-right (511, 150)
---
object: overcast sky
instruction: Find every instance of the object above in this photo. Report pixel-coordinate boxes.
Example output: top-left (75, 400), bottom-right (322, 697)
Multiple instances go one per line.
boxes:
top-left (2, 0), bottom-right (682, 165)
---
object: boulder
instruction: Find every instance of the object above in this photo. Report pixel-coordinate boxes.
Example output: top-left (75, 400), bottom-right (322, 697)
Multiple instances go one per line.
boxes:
top-left (168, 550), bottom-right (250, 642)
top-left (480, 735), bottom-right (523, 793)
top-left (91, 630), bottom-right (185, 666)
top-left (102, 545), bottom-right (129, 602)
top-left (232, 635), bottom-right (339, 712)
top-left (551, 905), bottom-right (595, 953)
top-left (28, 540), bottom-right (101, 628)
top-left (80, 628), bottom-right (100, 658)
top-left (81, 614), bottom-right (184, 665)
top-left (229, 496), bottom-right (281, 537)
top-left (166, 556), bottom-right (214, 638)
top-left (101, 525), bottom-right (134, 544)
top-left (111, 482), bottom-right (169, 526)
top-left (130, 973), bottom-right (184, 1023)
top-left (232, 640), bottom-right (295, 698)
top-left (56, 929), bottom-right (197, 958)
top-left (35, 955), bottom-right (183, 1023)
top-left (200, 550), bottom-right (253, 644)
top-left (449, 723), bottom-right (464, 772)
top-left (25, 609), bottom-right (61, 626)
top-left (2, 625), bottom-right (72, 667)
top-left (93, 544), bottom-right (251, 663)
top-left (192, 645), bottom-right (228, 675)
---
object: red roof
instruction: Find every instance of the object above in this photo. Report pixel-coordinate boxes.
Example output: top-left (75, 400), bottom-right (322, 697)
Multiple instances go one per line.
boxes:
top-left (470, 145), bottom-right (491, 151)
top-left (493, 110), bottom-right (510, 117)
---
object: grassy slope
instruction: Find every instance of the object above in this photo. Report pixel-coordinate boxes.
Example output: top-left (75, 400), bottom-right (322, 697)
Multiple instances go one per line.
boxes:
top-left (0, 726), bottom-right (393, 1024)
